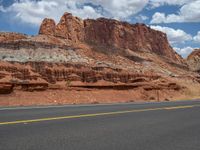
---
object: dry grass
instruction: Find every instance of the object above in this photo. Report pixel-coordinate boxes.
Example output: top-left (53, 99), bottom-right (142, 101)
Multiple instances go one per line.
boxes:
top-left (175, 79), bottom-right (200, 100)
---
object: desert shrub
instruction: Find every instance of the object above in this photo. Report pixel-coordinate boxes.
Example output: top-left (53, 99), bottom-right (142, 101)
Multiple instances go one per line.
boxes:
top-left (66, 80), bottom-right (71, 87)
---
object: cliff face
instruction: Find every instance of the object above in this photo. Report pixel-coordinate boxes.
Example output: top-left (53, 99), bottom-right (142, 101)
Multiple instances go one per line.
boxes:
top-left (0, 61), bottom-right (182, 93)
top-left (187, 49), bottom-right (200, 72)
top-left (39, 13), bottom-right (182, 62)
top-left (84, 19), bottom-right (182, 62)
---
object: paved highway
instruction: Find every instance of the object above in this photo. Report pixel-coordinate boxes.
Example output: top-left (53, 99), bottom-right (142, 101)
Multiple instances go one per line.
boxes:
top-left (0, 100), bottom-right (200, 150)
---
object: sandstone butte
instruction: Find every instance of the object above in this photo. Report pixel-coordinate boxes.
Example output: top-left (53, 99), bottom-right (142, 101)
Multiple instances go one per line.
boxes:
top-left (0, 12), bottom-right (200, 106)
top-left (39, 12), bottom-right (182, 62)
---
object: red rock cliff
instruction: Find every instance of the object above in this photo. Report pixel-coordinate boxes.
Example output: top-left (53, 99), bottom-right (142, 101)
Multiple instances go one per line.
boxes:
top-left (55, 13), bottom-right (85, 42)
top-left (39, 12), bottom-right (182, 62)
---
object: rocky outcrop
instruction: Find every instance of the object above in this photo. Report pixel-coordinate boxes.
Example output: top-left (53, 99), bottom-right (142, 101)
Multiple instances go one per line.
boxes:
top-left (0, 40), bottom-right (70, 50)
top-left (0, 83), bottom-right (13, 94)
top-left (55, 12), bottom-right (85, 42)
top-left (15, 62), bottom-right (159, 84)
top-left (187, 49), bottom-right (200, 72)
top-left (39, 13), bottom-right (84, 42)
top-left (0, 61), bottom-right (183, 93)
top-left (39, 13), bottom-right (182, 62)
top-left (0, 32), bottom-right (27, 42)
top-left (39, 18), bottom-right (56, 36)
top-left (0, 61), bottom-right (48, 93)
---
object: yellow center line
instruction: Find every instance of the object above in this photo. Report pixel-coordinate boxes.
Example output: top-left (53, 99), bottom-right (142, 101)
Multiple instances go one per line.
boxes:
top-left (0, 104), bottom-right (200, 126)
top-left (164, 105), bottom-right (194, 110)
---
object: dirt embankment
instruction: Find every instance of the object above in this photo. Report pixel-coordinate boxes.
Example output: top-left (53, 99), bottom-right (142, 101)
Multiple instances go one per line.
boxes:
top-left (0, 88), bottom-right (182, 107)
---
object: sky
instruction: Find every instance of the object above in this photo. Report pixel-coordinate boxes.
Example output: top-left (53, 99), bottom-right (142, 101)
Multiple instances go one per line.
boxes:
top-left (0, 0), bottom-right (200, 58)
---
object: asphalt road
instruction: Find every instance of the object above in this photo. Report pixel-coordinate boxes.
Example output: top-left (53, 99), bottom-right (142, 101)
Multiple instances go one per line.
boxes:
top-left (0, 100), bottom-right (200, 150)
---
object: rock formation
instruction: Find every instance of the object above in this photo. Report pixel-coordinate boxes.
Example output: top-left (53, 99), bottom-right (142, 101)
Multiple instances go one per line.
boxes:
top-left (0, 61), bottom-right (182, 92)
top-left (187, 49), bottom-right (200, 72)
top-left (0, 83), bottom-right (13, 94)
top-left (39, 13), bottom-right (182, 62)
top-left (39, 18), bottom-right (56, 36)
top-left (84, 19), bottom-right (182, 62)
top-left (55, 12), bottom-right (85, 42)
top-left (0, 12), bottom-right (199, 104)
top-left (0, 32), bottom-right (27, 42)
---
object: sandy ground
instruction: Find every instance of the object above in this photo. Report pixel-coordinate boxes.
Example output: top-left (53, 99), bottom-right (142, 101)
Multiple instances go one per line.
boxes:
top-left (0, 88), bottom-right (185, 107)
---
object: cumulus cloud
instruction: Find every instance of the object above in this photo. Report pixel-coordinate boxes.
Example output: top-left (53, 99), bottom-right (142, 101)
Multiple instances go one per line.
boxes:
top-left (174, 47), bottom-right (195, 58)
top-left (0, 0), bottom-right (102, 25)
top-left (151, 25), bottom-right (192, 45)
top-left (0, 0), bottom-right (148, 25)
top-left (194, 31), bottom-right (200, 42)
top-left (82, 0), bottom-right (149, 19)
top-left (151, 0), bottom-right (200, 23)
top-left (135, 15), bottom-right (149, 22)
top-left (149, 0), bottom-right (195, 8)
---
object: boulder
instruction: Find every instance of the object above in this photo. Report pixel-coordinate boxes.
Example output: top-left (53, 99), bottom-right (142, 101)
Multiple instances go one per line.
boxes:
top-left (187, 49), bottom-right (200, 72)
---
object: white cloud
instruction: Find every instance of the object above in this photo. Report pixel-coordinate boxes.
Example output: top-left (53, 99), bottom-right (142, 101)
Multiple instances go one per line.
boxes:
top-left (0, 0), bottom-right (102, 25)
top-left (135, 15), bottom-right (149, 22)
top-left (150, 13), bottom-right (166, 23)
top-left (151, 25), bottom-right (192, 45)
top-left (174, 47), bottom-right (195, 58)
top-left (0, 0), bottom-right (148, 25)
top-left (82, 0), bottom-right (149, 19)
top-left (151, 0), bottom-right (200, 23)
top-left (149, 0), bottom-right (194, 8)
top-left (194, 31), bottom-right (200, 42)
top-left (0, 4), bottom-right (5, 12)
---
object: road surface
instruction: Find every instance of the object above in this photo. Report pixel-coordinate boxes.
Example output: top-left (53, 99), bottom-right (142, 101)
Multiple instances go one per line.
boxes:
top-left (0, 100), bottom-right (200, 150)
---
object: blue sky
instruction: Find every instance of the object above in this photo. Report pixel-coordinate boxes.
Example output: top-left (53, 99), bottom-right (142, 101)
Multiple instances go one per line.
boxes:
top-left (0, 0), bottom-right (200, 58)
